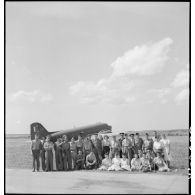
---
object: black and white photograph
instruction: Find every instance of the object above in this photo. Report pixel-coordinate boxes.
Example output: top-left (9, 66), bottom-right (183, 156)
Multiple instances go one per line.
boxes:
top-left (5, 1), bottom-right (190, 194)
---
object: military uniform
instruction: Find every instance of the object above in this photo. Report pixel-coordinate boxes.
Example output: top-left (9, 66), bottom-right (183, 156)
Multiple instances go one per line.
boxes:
top-left (70, 141), bottom-right (77, 169)
top-left (54, 141), bottom-right (63, 171)
top-left (62, 141), bottom-right (72, 171)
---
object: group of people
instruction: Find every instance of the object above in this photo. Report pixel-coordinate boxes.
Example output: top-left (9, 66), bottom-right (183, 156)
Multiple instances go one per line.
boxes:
top-left (31, 131), bottom-right (171, 173)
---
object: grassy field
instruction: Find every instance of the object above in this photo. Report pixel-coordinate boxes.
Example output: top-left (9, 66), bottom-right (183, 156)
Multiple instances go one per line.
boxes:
top-left (6, 135), bottom-right (189, 174)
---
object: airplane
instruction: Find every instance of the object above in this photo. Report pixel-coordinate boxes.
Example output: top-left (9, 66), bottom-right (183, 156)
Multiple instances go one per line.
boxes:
top-left (30, 122), bottom-right (112, 142)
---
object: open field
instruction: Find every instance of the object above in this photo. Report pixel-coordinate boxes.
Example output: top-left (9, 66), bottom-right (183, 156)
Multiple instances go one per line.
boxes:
top-left (6, 169), bottom-right (189, 194)
top-left (6, 134), bottom-right (189, 174)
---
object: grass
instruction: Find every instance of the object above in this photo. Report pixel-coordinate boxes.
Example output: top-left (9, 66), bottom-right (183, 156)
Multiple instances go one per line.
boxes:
top-left (6, 135), bottom-right (189, 175)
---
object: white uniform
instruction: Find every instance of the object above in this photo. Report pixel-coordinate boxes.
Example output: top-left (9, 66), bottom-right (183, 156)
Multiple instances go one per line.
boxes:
top-left (108, 157), bottom-right (122, 171)
top-left (121, 158), bottom-right (131, 171)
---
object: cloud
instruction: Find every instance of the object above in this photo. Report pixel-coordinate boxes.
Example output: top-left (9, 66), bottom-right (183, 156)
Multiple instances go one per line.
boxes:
top-left (171, 65), bottom-right (189, 88)
top-left (111, 38), bottom-right (173, 77)
top-left (148, 88), bottom-right (171, 104)
top-left (69, 37), bottom-right (173, 105)
top-left (175, 88), bottom-right (189, 104)
top-left (9, 90), bottom-right (53, 103)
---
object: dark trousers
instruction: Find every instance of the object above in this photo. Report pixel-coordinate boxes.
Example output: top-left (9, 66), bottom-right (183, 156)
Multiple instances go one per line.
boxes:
top-left (76, 160), bottom-right (84, 170)
top-left (63, 151), bottom-right (72, 171)
top-left (55, 150), bottom-right (63, 171)
top-left (45, 150), bottom-right (53, 171)
top-left (86, 163), bottom-right (96, 170)
top-left (32, 150), bottom-right (40, 171)
top-left (41, 150), bottom-right (46, 171)
top-left (102, 146), bottom-right (110, 158)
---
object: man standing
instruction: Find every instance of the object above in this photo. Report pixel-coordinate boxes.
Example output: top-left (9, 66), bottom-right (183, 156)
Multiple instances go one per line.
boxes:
top-left (40, 137), bottom-right (46, 171)
top-left (70, 137), bottom-right (77, 170)
top-left (83, 135), bottom-right (92, 161)
top-left (44, 135), bottom-right (54, 172)
top-left (118, 133), bottom-right (125, 158)
top-left (122, 134), bottom-right (133, 166)
top-left (93, 134), bottom-right (102, 167)
top-left (31, 134), bottom-right (42, 172)
top-left (62, 135), bottom-right (72, 171)
top-left (143, 133), bottom-right (153, 152)
top-left (76, 134), bottom-right (84, 153)
top-left (134, 133), bottom-right (144, 154)
top-left (54, 138), bottom-right (63, 171)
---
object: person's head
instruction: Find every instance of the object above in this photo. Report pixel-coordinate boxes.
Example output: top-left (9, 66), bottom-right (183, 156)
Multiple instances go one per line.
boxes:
top-left (78, 150), bottom-right (82, 155)
top-left (98, 134), bottom-right (103, 140)
top-left (46, 135), bottom-right (50, 142)
top-left (94, 134), bottom-right (98, 140)
top-left (115, 152), bottom-right (120, 158)
top-left (104, 135), bottom-right (109, 140)
top-left (124, 134), bottom-right (128, 139)
top-left (138, 150), bottom-right (143, 158)
top-left (145, 133), bottom-right (149, 139)
top-left (134, 153), bottom-right (138, 159)
top-left (71, 137), bottom-right (75, 142)
top-left (156, 135), bottom-right (161, 141)
top-left (112, 136), bottom-right (116, 141)
top-left (42, 137), bottom-right (45, 141)
top-left (130, 134), bottom-right (134, 139)
top-left (63, 135), bottom-right (67, 141)
top-left (162, 134), bottom-right (166, 139)
top-left (120, 133), bottom-right (125, 138)
top-left (57, 137), bottom-right (61, 142)
top-left (146, 151), bottom-right (151, 159)
top-left (156, 152), bottom-right (161, 158)
top-left (122, 153), bottom-right (127, 159)
top-left (87, 135), bottom-right (91, 140)
top-left (142, 153), bottom-right (146, 159)
top-left (35, 134), bottom-right (39, 140)
top-left (135, 133), bottom-right (139, 139)
top-left (104, 153), bottom-right (109, 159)
top-left (78, 134), bottom-right (82, 141)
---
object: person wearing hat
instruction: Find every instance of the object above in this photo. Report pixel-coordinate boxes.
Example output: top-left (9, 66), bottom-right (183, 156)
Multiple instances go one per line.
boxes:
top-left (122, 133), bottom-right (134, 166)
top-left (83, 135), bottom-right (93, 167)
top-left (109, 135), bottom-right (120, 159)
top-left (54, 137), bottom-right (63, 171)
top-left (143, 133), bottom-right (153, 152)
top-left (93, 134), bottom-right (103, 167)
top-left (44, 135), bottom-right (54, 172)
top-left (134, 133), bottom-right (144, 154)
top-left (102, 135), bottom-right (111, 158)
top-left (70, 136), bottom-right (77, 170)
top-left (62, 135), bottom-right (72, 171)
top-left (76, 150), bottom-right (85, 170)
top-left (76, 134), bottom-right (84, 153)
top-left (118, 133), bottom-right (125, 158)
top-left (31, 134), bottom-right (42, 172)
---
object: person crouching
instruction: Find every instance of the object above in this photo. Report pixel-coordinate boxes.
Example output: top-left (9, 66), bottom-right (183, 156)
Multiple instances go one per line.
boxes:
top-left (76, 150), bottom-right (85, 170)
top-left (85, 150), bottom-right (97, 170)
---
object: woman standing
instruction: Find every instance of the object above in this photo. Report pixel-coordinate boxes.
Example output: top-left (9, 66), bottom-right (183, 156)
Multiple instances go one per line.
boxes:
top-left (102, 135), bottom-right (110, 158)
top-left (161, 134), bottom-right (171, 168)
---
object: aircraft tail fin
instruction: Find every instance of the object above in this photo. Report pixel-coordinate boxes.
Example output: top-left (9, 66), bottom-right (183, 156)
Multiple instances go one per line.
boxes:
top-left (30, 122), bottom-right (49, 140)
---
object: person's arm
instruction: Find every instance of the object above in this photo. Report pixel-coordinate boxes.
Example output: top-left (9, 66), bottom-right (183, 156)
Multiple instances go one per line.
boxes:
top-left (168, 140), bottom-right (170, 154)
top-left (30, 141), bottom-right (33, 155)
top-left (91, 153), bottom-right (97, 165)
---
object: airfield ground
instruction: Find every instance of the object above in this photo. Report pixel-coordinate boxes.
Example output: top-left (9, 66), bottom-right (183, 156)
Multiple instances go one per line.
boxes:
top-left (6, 169), bottom-right (189, 194)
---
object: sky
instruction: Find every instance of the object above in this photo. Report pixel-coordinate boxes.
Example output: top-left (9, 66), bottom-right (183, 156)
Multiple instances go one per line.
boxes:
top-left (6, 2), bottom-right (190, 134)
